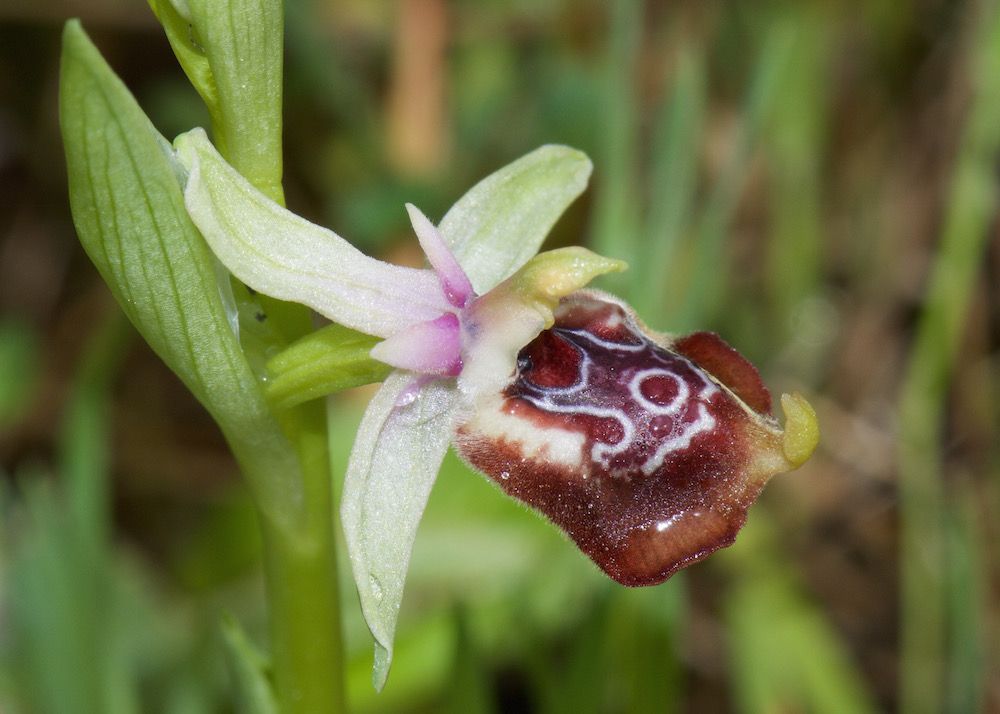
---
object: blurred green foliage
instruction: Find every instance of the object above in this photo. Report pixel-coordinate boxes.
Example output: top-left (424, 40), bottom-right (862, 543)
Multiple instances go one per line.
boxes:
top-left (1, 0), bottom-right (998, 712)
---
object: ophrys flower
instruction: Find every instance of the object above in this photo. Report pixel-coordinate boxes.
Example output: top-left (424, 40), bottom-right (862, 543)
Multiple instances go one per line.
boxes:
top-left (174, 129), bottom-right (818, 688)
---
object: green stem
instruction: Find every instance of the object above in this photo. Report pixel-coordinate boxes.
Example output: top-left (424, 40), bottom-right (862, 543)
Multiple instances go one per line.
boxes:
top-left (184, 2), bottom-right (348, 703)
top-left (259, 401), bottom-right (345, 714)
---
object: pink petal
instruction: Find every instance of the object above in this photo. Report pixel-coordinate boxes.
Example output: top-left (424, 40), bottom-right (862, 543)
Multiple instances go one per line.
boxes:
top-left (406, 204), bottom-right (475, 308)
top-left (369, 312), bottom-right (463, 376)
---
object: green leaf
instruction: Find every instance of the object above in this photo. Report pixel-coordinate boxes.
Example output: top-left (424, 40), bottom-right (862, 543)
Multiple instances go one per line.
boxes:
top-left (722, 520), bottom-right (878, 714)
top-left (898, 3), bottom-right (1000, 710)
top-left (5, 316), bottom-right (143, 714)
top-left (59, 21), bottom-right (301, 526)
top-left (676, 24), bottom-right (793, 331)
top-left (58, 312), bottom-right (130, 581)
top-left (588, 0), bottom-right (642, 292)
top-left (265, 322), bottom-right (391, 410)
top-left (727, 575), bottom-right (879, 714)
top-left (149, 0), bottom-right (285, 202)
top-left (11, 476), bottom-right (111, 714)
top-left (147, 0), bottom-right (221, 135)
top-left (438, 144), bottom-right (593, 293)
top-left (220, 615), bottom-right (279, 714)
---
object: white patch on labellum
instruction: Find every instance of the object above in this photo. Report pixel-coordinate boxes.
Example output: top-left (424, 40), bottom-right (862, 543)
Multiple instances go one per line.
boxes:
top-left (625, 360), bottom-right (721, 476)
top-left (465, 392), bottom-right (585, 469)
top-left (519, 391), bottom-right (635, 468)
top-left (499, 300), bottom-right (731, 482)
top-left (563, 328), bottom-right (646, 352)
top-left (518, 348), bottom-right (634, 470)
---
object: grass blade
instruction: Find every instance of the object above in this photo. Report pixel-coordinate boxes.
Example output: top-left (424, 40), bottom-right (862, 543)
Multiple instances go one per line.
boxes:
top-left (641, 46), bottom-right (706, 322)
top-left (897, 2), bottom-right (1000, 710)
top-left (675, 23), bottom-right (793, 331)
top-left (589, 0), bottom-right (642, 293)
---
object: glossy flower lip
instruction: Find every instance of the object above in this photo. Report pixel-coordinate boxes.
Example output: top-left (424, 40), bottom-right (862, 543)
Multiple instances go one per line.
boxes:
top-left (455, 290), bottom-right (818, 586)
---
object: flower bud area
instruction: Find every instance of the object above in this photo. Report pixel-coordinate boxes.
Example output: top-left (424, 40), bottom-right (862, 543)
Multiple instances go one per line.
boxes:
top-left (456, 291), bottom-right (813, 586)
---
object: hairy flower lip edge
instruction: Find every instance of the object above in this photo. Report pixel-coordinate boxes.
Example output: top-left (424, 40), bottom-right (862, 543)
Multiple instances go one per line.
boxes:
top-left (452, 289), bottom-right (820, 587)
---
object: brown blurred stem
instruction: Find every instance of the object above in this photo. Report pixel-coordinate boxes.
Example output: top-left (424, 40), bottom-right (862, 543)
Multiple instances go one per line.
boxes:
top-left (386, 0), bottom-right (448, 177)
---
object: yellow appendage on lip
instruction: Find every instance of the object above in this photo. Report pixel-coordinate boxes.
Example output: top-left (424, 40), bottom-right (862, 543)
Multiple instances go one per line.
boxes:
top-left (779, 392), bottom-right (819, 468)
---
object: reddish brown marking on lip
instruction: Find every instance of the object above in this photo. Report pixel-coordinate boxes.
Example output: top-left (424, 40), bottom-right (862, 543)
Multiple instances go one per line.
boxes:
top-left (518, 330), bottom-right (581, 389)
top-left (555, 299), bottom-right (643, 346)
top-left (640, 374), bottom-right (681, 406)
top-left (457, 399), bottom-right (762, 585)
top-left (674, 331), bottom-right (772, 415)
top-left (455, 293), bottom-right (779, 585)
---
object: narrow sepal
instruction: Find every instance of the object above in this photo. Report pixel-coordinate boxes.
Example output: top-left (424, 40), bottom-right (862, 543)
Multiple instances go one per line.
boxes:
top-left (176, 129), bottom-right (450, 338)
top-left (340, 373), bottom-right (457, 690)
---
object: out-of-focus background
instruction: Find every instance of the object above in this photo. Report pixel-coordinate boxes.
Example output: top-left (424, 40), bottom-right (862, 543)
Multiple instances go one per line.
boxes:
top-left (1, 0), bottom-right (998, 712)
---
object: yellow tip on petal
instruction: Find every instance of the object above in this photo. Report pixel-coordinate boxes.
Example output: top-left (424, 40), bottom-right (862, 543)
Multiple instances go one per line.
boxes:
top-left (779, 392), bottom-right (819, 468)
top-left (511, 247), bottom-right (627, 319)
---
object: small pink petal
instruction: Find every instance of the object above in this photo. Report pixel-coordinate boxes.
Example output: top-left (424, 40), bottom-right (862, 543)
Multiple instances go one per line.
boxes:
top-left (406, 203), bottom-right (475, 308)
top-left (370, 312), bottom-right (463, 376)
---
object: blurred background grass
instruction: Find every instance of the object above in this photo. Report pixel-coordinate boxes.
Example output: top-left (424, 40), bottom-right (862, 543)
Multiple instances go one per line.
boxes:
top-left (1, 0), bottom-right (998, 712)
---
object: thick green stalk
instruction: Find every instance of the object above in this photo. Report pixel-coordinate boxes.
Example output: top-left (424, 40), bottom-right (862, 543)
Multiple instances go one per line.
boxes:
top-left (156, 1), bottom-right (348, 707)
top-left (258, 402), bottom-right (344, 714)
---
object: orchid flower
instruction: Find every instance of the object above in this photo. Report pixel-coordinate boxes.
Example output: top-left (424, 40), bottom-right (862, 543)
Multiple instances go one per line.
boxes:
top-left (174, 128), bottom-right (819, 689)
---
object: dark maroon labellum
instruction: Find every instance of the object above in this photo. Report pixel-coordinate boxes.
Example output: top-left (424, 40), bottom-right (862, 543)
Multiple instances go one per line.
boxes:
top-left (456, 293), bottom-right (780, 586)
